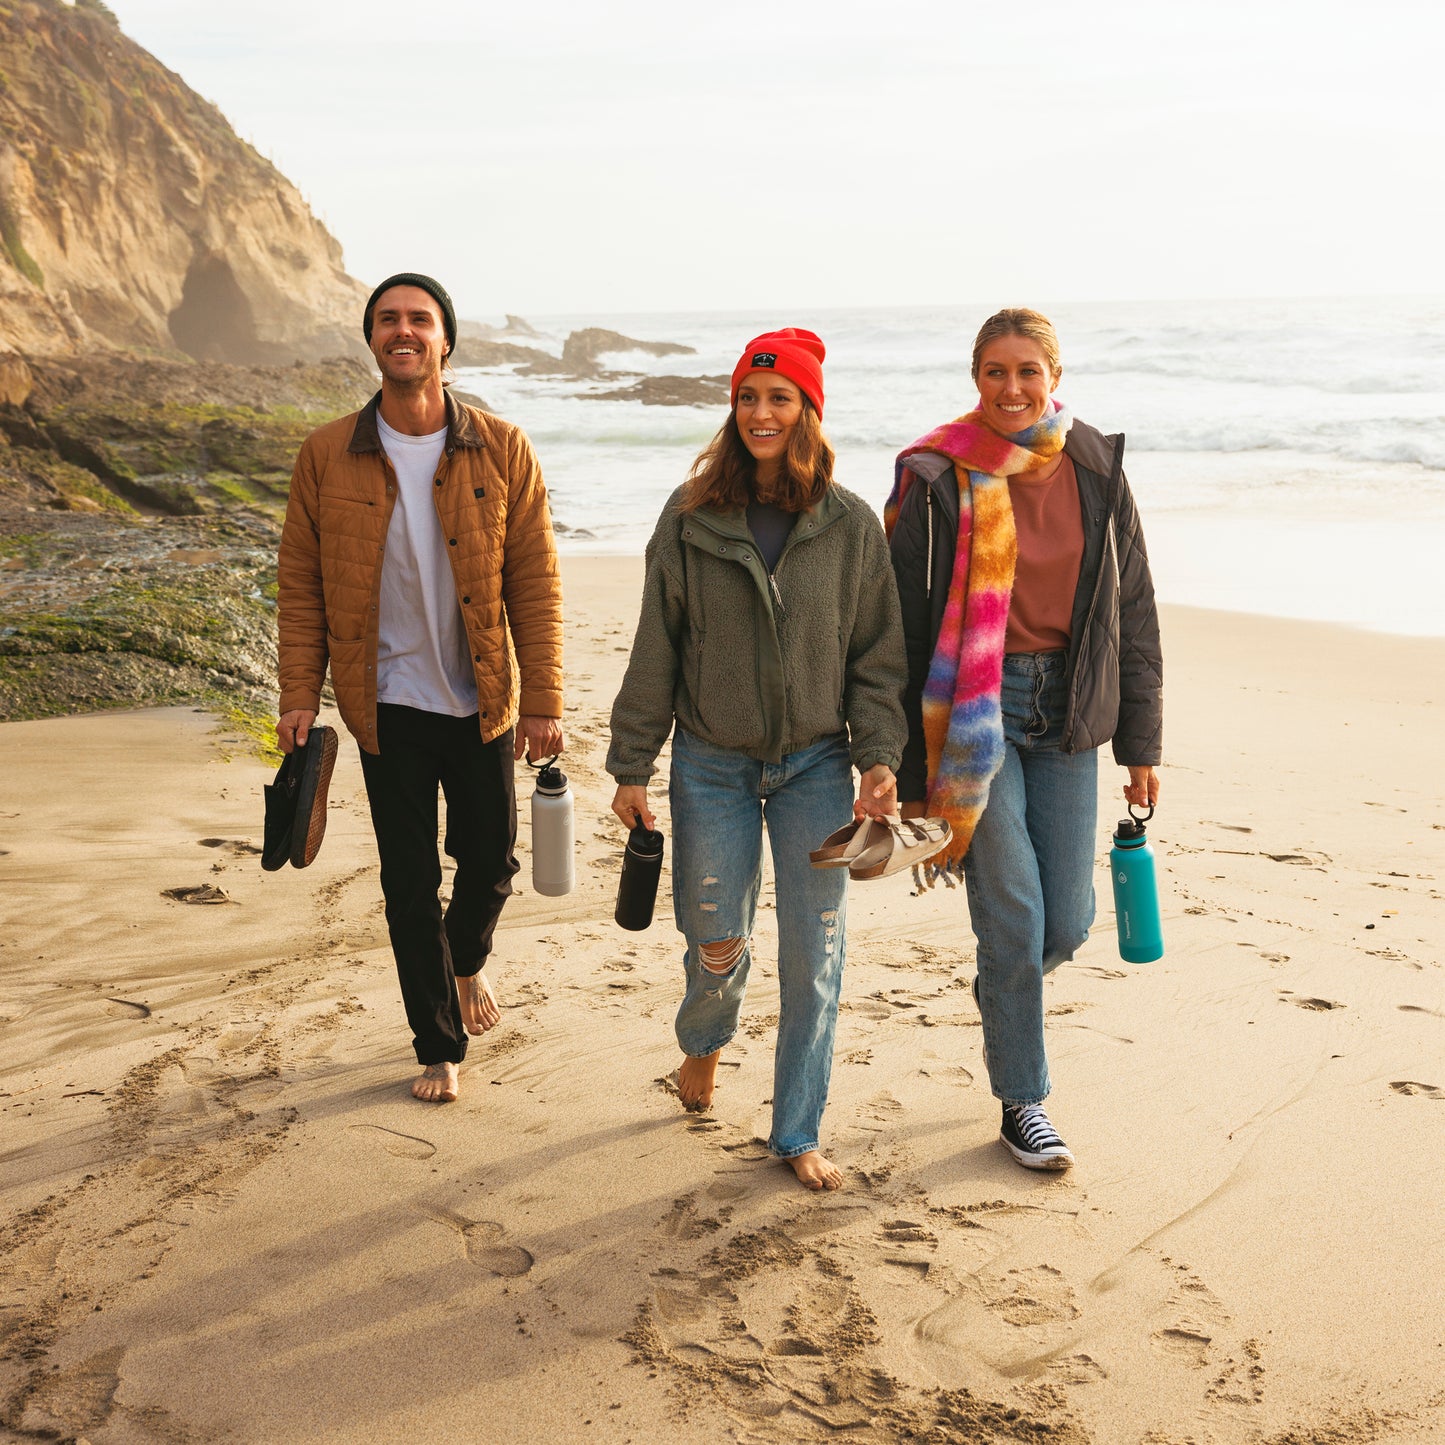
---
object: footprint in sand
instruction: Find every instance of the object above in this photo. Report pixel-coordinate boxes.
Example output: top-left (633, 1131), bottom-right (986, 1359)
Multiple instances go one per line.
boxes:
top-left (348, 1123), bottom-right (437, 1160)
top-left (985, 1264), bottom-right (1081, 1326)
top-left (1278, 991), bottom-right (1345, 1011)
top-left (918, 1062), bottom-right (973, 1088)
top-left (879, 1219), bottom-right (938, 1276)
top-left (1263, 851), bottom-right (1330, 866)
top-left (1152, 1324), bottom-right (1214, 1363)
top-left (161, 884), bottom-right (235, 905)
top-left (20, 1345), bottom-right (124, 1435)
top-left (198, 837), bottom-right (263, 856)
top-left (420, 1206), bottom-right (535, 1275)
top-left (1049, 1353), bottom-right (1108, 1384)
top-left (659, 1193), bottom-right (731, 1239)
top-left (1389, 1081), bottom-right (1445, 1100)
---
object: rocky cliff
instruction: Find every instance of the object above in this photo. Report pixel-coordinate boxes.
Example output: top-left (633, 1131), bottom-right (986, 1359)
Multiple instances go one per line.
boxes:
top-left (0, 0), bottom-right (368, 363)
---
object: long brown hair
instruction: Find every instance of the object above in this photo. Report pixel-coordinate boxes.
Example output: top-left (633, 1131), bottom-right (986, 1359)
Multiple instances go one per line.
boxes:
top-left (680, 399), bottom-right (834, 514)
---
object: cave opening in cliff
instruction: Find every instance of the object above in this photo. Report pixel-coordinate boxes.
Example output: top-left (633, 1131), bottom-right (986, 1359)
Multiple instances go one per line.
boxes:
top-left (169, 254), bottom-right (262, 364)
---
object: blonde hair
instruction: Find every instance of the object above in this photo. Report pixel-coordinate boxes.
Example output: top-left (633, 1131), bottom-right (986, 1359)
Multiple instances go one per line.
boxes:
top-left (971, 308), bottom-right (1062, 383)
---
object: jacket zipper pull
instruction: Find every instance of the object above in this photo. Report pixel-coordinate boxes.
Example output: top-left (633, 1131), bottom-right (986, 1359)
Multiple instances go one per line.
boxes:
top-left (769, 572), bottom-right (784, 611)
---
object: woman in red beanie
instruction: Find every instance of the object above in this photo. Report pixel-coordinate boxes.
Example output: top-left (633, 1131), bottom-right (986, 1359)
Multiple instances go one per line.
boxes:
top-left (606, 329), bottom-right (907, 1191)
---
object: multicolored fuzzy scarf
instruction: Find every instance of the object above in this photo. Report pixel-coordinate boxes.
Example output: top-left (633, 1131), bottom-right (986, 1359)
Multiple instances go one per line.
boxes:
top-left (884, 400), bottom-right (1073, 882)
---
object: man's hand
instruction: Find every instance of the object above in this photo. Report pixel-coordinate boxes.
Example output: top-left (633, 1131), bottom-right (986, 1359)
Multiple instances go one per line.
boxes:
top-left (853, 764), bottom-right (898, 820)
top-left (611, 785), bottom-right (656, 832)
top-left (277, 709), bottom-right (317, 755)
top-left (515, 714), bottom-right (564, 763)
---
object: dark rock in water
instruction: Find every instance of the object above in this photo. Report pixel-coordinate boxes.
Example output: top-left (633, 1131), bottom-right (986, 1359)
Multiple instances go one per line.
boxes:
top-left (560, 329), bottom-right (695, 375)
top-left (591, 376), bottom-right (729, 408)
top-left (450, 340), bottom-right (561, 370)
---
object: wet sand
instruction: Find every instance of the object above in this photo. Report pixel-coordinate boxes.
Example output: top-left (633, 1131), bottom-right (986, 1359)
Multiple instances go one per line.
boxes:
top-left (2, 559), bottom-right (1442, 1443)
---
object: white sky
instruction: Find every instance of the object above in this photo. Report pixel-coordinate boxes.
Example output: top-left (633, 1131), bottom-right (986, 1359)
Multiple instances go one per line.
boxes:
top-left (102, 0), bottom-right (1444, 321)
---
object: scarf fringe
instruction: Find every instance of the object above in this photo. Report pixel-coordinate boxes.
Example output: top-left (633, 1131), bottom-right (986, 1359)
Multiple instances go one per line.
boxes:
top-left (912, 858), bottom-right (964, 892)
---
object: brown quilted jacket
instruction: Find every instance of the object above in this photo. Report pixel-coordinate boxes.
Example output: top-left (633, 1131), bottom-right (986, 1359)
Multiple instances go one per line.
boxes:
top-left (277, 390), bottom-right (563, 753)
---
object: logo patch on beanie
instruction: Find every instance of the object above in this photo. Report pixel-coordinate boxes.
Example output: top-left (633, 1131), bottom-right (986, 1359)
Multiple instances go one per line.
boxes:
top-left (751, 352), bottom-right (777, 368)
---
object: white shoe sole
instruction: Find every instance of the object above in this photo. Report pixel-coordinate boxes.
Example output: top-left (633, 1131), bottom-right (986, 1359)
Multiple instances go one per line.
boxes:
top-left (1000, 1133), bottom-right (1075, 1171)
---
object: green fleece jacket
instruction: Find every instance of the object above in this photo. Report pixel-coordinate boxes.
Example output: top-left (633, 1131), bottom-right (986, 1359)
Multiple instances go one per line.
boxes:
top-left (607, 483), bottom-right (907, 784)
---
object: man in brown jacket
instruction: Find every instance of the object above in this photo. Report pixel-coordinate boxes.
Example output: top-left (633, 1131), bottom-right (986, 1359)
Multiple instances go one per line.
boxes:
top-left (276, 272), bottom-right (564, 1104)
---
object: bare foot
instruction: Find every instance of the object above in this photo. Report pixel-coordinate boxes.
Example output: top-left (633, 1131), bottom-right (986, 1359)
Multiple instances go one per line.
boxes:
top-left (788, 1150), bottom-right (843, 1191)
top-left (676, 1051), bottom-right (721, 1111)
top-left (412, 1061), bottom-right (459, 1103)
top-left (458, 970), bottom-right (501, 1035)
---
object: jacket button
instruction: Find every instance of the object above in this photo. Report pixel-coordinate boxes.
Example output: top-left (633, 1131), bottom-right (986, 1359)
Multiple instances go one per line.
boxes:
top-left (434, 478), bottom-right (443, 487)
top-left (473, 654), bottom-right (481, 662)
top-left (481, 711), bottom-right (488, 718)
top-left (462, 595), bottom-right (471, 604)
top-left (449, 538), bottom-right (457, 546)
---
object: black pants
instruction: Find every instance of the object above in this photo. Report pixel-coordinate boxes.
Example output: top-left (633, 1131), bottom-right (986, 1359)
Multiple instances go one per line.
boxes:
top-left (359, 704), bottom-right (519, 1065)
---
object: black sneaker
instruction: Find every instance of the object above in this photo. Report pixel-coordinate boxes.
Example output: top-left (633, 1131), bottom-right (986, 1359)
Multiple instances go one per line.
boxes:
top-left (1000, 1102), bottom-right (1074, 1171)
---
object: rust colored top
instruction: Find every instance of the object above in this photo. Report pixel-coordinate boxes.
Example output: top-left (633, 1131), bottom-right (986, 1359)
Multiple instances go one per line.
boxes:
top-left (277, 391), bottom-right (564, 754)
top-left (1005, 454), bottom-right (1084, 654)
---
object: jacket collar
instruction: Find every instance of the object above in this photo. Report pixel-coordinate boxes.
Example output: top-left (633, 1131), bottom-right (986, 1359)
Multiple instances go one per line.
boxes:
top-left (690, 484), bottom-right (848, 543)
top-left (347, 389), bottom-right (484, 454)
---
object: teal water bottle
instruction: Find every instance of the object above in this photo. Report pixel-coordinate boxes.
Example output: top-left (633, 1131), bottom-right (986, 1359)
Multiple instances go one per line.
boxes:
top-left (1110, 804), bottom-right (1163, 964)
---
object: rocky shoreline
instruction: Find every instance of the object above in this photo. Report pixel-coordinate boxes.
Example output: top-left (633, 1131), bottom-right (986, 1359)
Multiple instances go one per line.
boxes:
top-left (0, 321), bottom-right (713, 731)
top-left (0, 353), bottom-right (379, 738)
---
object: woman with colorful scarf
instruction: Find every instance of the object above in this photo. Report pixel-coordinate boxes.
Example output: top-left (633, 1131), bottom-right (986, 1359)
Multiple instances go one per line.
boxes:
top-left (607, 329), bottom-right (907, 1191)
top-left (886, 308), bottom-right (1163, 1170)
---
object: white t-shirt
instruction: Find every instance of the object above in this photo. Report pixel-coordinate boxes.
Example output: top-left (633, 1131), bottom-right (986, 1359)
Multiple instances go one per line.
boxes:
top-left (375, 414), bottom-right (479, 716)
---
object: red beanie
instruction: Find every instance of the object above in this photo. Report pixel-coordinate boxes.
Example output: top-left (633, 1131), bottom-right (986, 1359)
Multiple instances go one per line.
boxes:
top-left (730, 328), bottom-right (826, 418)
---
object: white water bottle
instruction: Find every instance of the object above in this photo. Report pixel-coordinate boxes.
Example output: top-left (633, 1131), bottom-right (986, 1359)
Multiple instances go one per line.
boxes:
top-left (529, 757), bottom-right (574, 896)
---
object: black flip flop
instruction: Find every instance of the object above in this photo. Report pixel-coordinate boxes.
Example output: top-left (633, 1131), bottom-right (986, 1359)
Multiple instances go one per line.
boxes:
top-left (261, 725), bottom-right (338, 871)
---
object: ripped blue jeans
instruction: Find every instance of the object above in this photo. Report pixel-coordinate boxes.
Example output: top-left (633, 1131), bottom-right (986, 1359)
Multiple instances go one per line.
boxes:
top-left (669, 728), bottom-right (852, 1159)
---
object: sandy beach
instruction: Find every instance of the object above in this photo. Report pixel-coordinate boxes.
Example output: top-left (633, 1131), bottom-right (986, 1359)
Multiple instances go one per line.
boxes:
top-left (2, 557), bottom-right (1442, 1444)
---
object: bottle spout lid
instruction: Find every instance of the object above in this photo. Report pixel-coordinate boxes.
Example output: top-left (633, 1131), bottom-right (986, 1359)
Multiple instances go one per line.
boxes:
top-left (1115, 802), bottom-right (1153, 841)
top-left (528, 753), bottom-right (568, 794)
top-left (627, 821), bottom-right (664, 857)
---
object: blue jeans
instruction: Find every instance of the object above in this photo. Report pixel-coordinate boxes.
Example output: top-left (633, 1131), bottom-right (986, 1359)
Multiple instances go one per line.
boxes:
top-left (964, 652), bottom-right (1098, 1106)
top-left (669, 728), bottom-right (853, 1159)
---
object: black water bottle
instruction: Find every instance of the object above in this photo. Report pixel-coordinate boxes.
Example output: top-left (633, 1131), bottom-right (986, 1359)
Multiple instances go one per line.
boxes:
top-left (615, 818), bottom-right (664, 931)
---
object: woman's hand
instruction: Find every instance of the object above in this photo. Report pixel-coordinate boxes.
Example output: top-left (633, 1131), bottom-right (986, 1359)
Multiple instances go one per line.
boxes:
top-left (612, 785), bottom-right (656, 832)
top-left (1124, 766), bottom-right (1160, 810)
top-left (854, 764), bottom-right (898, 820)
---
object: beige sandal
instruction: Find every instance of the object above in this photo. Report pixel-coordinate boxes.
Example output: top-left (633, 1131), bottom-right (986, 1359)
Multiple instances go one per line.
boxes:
top-left (848, 815), bottom-right (953, 881)
top-left (809, 816), bottom-right (878, 869)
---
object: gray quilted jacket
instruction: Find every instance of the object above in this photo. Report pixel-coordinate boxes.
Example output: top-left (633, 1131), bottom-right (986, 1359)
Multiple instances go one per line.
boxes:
top-left (888, 418), bottom-right (1162, 803)
top-left (607, 483), bottom-right (907, 784)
